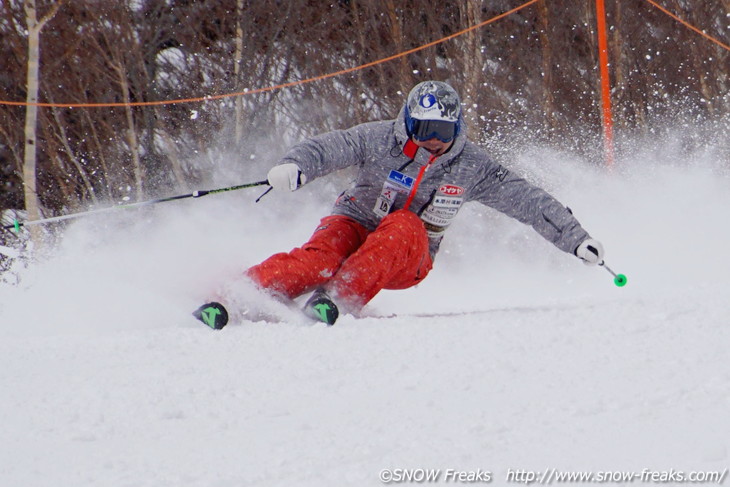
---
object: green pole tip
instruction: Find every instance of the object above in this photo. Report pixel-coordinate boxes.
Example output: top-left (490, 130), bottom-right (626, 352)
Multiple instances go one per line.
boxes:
top-left (614, 274), bottom-right (627, 287)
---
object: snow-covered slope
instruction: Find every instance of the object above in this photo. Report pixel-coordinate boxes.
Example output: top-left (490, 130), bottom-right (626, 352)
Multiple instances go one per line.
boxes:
top-left (1, 136), bottom-right (728, 486)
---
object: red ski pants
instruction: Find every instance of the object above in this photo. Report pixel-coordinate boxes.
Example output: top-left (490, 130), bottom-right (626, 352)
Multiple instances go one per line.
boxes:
top-left (246, 210), bottom-right (433, 311)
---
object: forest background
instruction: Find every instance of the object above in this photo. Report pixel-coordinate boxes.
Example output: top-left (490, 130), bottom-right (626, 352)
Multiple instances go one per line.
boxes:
top-left (0, 0), bottom-right (728, 224)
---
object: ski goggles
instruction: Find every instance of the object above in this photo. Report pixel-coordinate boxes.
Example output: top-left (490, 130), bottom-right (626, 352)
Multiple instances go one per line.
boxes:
top-left (407, 118), bottom-right (458, 143)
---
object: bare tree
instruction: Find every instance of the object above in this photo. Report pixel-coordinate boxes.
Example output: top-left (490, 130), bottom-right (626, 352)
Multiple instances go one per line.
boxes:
top-left (1, 0), bottom-right (728, 227)
top-left (233, 0), bottom-right (245, 145)
top-left (21, 0), bottom-right (62, 244)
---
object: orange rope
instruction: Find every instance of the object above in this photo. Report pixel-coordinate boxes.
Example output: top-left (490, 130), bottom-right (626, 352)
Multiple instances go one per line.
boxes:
top-left (0, 0), bottom-right (540, 108)
top-left (643, 0), bottom-right (730, 52)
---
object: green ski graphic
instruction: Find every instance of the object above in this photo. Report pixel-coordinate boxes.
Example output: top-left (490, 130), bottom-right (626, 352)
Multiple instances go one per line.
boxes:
top-left (313, 303), bottom-right (333, 323)
top-left (201, 306), bottom-right (221, 328)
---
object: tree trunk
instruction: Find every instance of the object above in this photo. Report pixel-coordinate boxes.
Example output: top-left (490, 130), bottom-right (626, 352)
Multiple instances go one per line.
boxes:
top-left (22, 0), bottom-right (61, 245)
top-left (461, 0), bottom-right (485, 139)
top-left (349, 0), bottom-right (368, 122)
top-left (116, 65), bottom-right (143, 198)
top-left (81, 108), bottom-right (112, 200)
top-left (384, 0), bottom-right (412, 88)
top-left (49, 103), bottom-right (98, 204)
top-left (234, 0), bottom-right (244, 145)
top-left (611, 0), bottom-right (625, 128)
top-left (537, 0), bottom-right (557, 132)
top-left (678, 0), bottom-right (716, 116)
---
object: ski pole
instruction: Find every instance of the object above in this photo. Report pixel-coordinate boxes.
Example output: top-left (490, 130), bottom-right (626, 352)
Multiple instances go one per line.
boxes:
top-left (3, 179), bottom-right (269, 232)
top-left (599, 261), bottom-right (627, 287)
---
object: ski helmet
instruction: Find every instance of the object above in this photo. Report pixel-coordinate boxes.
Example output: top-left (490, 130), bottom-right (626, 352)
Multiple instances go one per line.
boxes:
top-left (404, 81), bottom-right (461, 143)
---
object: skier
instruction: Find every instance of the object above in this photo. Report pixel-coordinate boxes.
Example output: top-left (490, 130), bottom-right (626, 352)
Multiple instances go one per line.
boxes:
top-left (194, 80), bottom-right (604, 328)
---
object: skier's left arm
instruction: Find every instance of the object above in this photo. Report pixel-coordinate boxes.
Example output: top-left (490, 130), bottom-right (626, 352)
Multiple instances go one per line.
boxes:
top-left (472, 162), bottom-right (604, 265)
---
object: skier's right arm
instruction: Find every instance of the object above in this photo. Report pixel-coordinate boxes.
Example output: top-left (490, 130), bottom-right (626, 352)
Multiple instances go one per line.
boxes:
top-left (267, 163), bottom-right (306, 191)
top-left (267, 125), bottom-right (371, 191)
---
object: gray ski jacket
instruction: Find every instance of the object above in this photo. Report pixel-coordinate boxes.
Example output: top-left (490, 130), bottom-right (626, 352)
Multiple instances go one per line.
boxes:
top-left (279, 107), bottom-right (590, 259)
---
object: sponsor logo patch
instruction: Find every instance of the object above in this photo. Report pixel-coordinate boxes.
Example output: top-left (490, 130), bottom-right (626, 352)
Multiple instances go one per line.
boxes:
top-left (432, 196), bottom-right (463, 208)
top-left (438, 184), bottom-right (465, 196)
top-left (421, 204), bottom-right (460, 228)
top-left (387, 170), bottom-right (414, 189)
top-left (495, 165), bottom-right (510, 182)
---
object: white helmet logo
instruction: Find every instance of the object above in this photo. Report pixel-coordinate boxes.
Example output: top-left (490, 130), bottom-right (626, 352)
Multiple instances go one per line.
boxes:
top-left (420, 94), bottom-right (437, 109)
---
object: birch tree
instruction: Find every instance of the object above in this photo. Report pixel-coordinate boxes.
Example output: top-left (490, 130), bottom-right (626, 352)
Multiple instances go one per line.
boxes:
top-left (234, 0), bottom-right (245, 144)
top-left (22, 0), bottom-right (62, 244)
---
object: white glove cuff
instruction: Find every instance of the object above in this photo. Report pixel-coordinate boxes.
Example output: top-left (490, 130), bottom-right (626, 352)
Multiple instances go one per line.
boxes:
top-left (267, 163), bottom-right (305, 191)
top-left (576, 238), bottom-right (604, 266)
